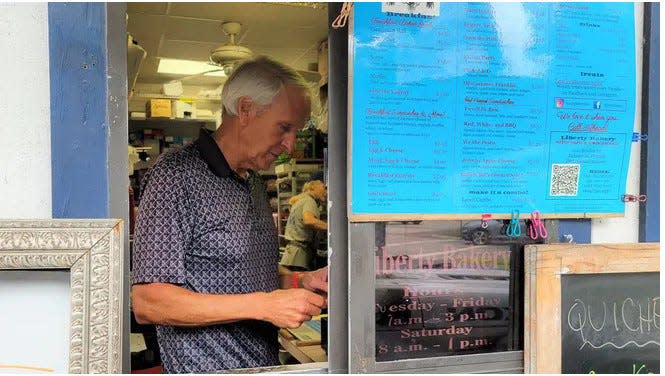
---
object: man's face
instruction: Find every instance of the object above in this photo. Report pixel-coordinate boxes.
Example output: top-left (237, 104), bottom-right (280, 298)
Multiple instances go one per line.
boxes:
top-left (241, 85), bottom-right (310, 171)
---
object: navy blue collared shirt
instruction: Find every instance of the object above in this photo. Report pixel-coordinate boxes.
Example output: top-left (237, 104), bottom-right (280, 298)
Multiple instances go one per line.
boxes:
top-left (132, 129), bottom-right (279, 373)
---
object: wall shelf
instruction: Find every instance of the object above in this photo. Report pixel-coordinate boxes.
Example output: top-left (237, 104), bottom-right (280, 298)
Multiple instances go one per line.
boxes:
top-left (129, 118), bottom-right (216, 131)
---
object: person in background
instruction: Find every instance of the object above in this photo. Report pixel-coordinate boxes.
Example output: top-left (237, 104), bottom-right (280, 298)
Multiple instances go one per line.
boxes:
top-left (131, 56), bottom-right (328, 374)
top-left (280, 180), bottom-right (327, 271)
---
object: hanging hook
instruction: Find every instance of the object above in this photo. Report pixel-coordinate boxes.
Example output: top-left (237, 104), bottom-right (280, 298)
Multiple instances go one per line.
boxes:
top-left (332, 2), bottom-right (352, 29)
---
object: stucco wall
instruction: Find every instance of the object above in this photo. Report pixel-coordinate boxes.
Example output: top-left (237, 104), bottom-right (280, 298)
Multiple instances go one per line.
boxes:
top-left (0, 3), bottom-right (52, 218)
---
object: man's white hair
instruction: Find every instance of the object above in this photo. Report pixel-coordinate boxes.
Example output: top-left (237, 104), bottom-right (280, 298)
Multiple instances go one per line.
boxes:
top-left (221, 55), bottom-right (311, 116)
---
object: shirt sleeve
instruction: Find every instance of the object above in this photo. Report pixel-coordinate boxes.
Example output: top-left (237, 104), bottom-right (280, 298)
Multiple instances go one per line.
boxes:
top-left (131, 156), bottom-right (192, 285)
top-left (301, 196), bottom-right (321, 218)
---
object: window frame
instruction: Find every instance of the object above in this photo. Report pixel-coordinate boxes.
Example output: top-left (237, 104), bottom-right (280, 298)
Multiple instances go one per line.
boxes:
top-left (348, 222), bottom-right (525, 373)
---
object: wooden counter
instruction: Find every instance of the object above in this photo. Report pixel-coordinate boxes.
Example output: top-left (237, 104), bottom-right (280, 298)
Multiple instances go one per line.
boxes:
top-left (278, 327), bottom-right (327, 363)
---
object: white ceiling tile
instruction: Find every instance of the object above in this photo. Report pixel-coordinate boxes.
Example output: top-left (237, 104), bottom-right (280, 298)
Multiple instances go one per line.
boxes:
top-left (127, 14), bottom-right (168, 57)
top-left (159, 40), bottom-right (219, 62)
top-left (242, 24), bottom-right (326, 49)
top-left (127, 14), bottom-right (168, 40)
top-left (257, 48), bottom-right (314, 70)
top-left (127, 2), bottom-right (169, 15)
top-left (128, 2), bottom-right (328, 88)
top-left (165, 17), bottom-right (228, 44)
top-left (168, 2), bottom-right (258, 22)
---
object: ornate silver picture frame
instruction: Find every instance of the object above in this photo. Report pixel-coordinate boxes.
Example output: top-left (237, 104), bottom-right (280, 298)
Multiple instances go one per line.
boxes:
top-left (0, 219), bottom-right (124, 373)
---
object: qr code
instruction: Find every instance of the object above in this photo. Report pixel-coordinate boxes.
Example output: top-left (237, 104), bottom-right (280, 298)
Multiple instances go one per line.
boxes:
top-left (550, 164), bottom-right (580, 196)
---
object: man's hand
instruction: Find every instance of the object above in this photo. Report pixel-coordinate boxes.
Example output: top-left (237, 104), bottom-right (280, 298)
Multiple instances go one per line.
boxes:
top-left (302, 266), bottom-right (328, 293)
top-left (259, 288), bottom-right (326, 328)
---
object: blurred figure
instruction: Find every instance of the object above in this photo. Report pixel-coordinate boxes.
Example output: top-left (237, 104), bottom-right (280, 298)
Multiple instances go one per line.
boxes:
top-left (280, 179), bottom-right (327, 271)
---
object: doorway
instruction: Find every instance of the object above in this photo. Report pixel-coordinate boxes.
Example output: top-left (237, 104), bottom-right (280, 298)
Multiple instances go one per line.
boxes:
top-left (124, 2), bottom-right (330, 373)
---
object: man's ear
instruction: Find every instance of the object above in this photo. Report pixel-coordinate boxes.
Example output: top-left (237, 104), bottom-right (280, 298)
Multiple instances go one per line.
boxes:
top-left (237, 97), bottom-right (253, 126)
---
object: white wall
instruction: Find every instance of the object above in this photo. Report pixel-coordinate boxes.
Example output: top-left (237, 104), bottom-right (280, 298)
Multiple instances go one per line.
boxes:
top-left (0, 4), bottom-right (51, 219)
top-left (0, 271), bottom-right (71, 373)
top-left (590, 3), bottom-right (644, 243)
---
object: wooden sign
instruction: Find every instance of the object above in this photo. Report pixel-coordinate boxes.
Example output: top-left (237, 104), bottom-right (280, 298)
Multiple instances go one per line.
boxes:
top-left (524, 243), bottom-right (659, 374)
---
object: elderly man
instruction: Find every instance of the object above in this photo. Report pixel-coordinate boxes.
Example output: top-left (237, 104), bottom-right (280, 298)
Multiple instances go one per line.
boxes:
top-left (131, 56), bottom-right (328, 373)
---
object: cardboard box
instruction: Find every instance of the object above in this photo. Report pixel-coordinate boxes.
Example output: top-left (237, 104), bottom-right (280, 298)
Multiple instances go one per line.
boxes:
top-left (146, 99), bottom-right (172, 118)
top-left (172, 99), bottom-right (196, 119)
top-left (129, 111), bottom-right (146, 119)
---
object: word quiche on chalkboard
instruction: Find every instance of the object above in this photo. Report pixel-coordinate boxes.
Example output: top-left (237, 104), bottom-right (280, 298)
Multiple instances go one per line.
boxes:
top-left (561, 273), bottom-right (659, 374)
top-left (524, 243), bottom-right (659, 374)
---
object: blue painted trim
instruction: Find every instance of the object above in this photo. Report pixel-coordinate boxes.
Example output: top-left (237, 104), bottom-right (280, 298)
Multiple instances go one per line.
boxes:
top-left (49, 3), bottom-right (109, 218)
top-left (641, 3), bottom-right (660, 242)
top-left (558, 219), bottom-right (591, 244)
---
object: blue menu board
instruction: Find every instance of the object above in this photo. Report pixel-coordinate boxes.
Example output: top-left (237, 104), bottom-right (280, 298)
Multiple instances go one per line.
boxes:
top-left (350, 2), bottom-right (636, 219)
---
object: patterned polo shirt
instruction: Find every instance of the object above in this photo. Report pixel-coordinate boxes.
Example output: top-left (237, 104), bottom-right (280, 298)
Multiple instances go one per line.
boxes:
top-left (132, 129), bottom-right (280, 373)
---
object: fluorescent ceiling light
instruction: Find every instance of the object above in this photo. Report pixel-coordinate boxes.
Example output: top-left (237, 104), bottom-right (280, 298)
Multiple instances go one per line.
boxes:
top-left (204, 71), bottom-right (226, 77)
top-left (157, 58), bottom-right (218, 75)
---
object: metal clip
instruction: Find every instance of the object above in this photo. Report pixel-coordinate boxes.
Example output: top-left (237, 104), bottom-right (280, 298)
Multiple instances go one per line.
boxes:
top-left (621, 194), bottom-right (647, 202)
top-left (506, 210), bottom-right (521, 237)
top-left (480, 214), bottom-right (492, 228)
top-left (632, 132), bottom-right (648, 142)
top-left (528, 210), bottom-right (548, 240)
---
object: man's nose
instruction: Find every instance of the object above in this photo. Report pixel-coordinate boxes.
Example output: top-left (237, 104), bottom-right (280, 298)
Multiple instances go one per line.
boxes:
top-left (281, 132), bottom-right (296, 155)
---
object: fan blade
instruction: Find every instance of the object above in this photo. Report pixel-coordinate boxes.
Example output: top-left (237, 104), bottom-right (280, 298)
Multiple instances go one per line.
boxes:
top-left (168, 69), bottom-right (226, 83)
top-left (169, 68), bottom-right (318, 86)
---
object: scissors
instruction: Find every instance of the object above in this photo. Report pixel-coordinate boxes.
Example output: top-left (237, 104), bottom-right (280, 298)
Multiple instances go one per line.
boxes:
top-left (528, 210), bottom-right (548, 240)
top-left (506, 210), bottom-right (521, 237)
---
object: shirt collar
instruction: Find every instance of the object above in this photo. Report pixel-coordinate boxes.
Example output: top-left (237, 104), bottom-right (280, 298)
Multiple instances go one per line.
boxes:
top-left (195, 128), bottom-right (233, 178)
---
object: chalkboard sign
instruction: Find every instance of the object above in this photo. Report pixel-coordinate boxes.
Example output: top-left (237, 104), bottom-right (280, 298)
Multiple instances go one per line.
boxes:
top-left (561, 272), bottom-right (659, 374)
top-left (524, 243), bottom-right (660, 373)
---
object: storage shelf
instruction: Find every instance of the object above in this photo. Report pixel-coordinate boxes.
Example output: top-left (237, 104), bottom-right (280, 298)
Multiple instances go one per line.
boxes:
top-left (129, 117), bottom-right (215, 126)
top-left (275, 159), bottom-right (323, 176)
top-left (276, 176), bottom-right (310, 184)
top-left (129, 118), bottom-right (216, 131)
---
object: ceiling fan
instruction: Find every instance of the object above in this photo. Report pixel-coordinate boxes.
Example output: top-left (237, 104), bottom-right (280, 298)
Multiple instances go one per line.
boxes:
top-left (175, 21), bottom-right (321, 83)
top-left (207, 21), bottom-right (252, 76)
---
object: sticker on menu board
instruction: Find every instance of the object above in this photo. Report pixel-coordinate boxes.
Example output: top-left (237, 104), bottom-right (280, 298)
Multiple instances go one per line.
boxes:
top-left (350, 2), bottom-right (636, 219)
top-left (381, 2), bottom-right (440, 17)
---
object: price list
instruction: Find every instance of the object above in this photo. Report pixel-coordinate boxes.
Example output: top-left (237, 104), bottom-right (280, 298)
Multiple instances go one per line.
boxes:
top-left (351, 3), bottom-right (636, 218)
